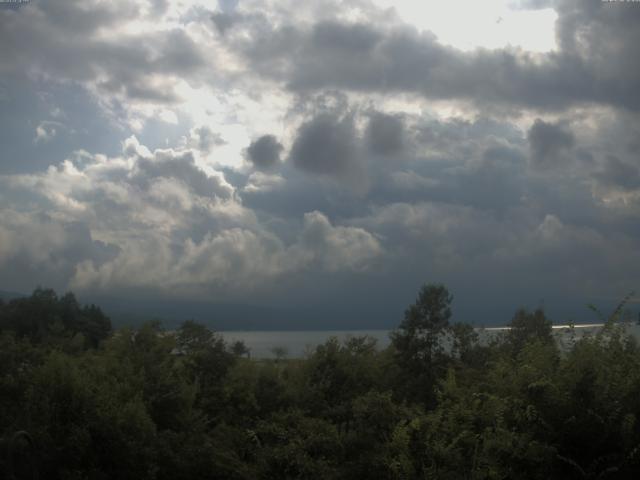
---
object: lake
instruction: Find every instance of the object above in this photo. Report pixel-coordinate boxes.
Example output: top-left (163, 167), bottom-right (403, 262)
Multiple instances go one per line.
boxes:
top-left (220, 330), bottom-right (391, 358)
top-left (220, 323), bottom-right (640, 358)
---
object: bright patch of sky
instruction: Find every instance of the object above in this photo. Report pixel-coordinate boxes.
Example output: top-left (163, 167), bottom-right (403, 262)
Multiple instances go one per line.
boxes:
top-left (372, 0), bottom-right (557, 52)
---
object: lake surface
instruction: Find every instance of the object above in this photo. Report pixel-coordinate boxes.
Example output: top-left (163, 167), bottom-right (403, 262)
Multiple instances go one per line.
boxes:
top-left (221, 324), bottom-right (640, 358)
top-left (221, 330), bottom-right (392, 358)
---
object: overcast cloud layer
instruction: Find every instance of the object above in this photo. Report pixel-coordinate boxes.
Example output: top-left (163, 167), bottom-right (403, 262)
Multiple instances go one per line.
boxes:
top-left (1, 0), bottom-right (639, 327)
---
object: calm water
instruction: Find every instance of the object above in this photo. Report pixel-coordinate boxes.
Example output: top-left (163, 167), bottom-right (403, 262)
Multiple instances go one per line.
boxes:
top-left (221, 324), bottom-right (640, 359)
top-left (221, 330), bottom-right (392, 358)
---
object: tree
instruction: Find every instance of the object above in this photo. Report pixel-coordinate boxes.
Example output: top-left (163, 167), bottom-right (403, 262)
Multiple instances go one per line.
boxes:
top-left (231, 340), bottom-right (250, 358)
top-left (506, 308), bottom-right (553, 355)
top-left (0, 288), bottom-right (111, 348)
top-left (391, 283), bottom-right (453, 406)
top-left (449, 321), bottom-right (485, 367)
top-left (176, 320), bottom-right (235, 418)
top-left (79, 303), bottom-right (112, 347)
top-left (270, 346), bottom-right (289, 362)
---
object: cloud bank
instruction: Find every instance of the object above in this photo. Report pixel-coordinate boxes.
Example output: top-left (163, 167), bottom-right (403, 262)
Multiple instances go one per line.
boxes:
top-left (0, 0), bottom-right (638, 325)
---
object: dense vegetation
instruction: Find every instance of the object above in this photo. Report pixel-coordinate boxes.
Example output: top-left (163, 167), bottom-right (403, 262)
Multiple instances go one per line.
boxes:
top-left (1, 286), bottom-right (640, 479)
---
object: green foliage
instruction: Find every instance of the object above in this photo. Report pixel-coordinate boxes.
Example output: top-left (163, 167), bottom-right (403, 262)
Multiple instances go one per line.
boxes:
top-left (255, 410), bottom-right (341, 479)
top-left (176, 319), bottom-right (237, 419)
top-left (505, 308), bottom-right (553, 355)
top-left (0, 288), bottom-right (111, 348)
top-left (2, 286), bottom-right (640, 478)
top-left (391, 283), bottom-right (454, 406)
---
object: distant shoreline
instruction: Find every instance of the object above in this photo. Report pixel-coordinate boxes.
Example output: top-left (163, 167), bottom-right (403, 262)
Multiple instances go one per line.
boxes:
top-left (218, 323), bottom-right (634, 359)
top-left (218, 323), bottom-right (610, 333)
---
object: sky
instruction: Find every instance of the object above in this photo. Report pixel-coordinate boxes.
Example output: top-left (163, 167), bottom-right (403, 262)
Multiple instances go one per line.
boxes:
top-left (0, 0), bottom-right (639, 328)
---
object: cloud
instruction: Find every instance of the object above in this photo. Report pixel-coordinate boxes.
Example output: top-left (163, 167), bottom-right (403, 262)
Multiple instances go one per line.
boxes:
top-left (527, 119), bottom-right (574, 168)
top-left (243, 171), bottom-right (285, 193)
top-left (0, 136), bottom-right (382, 298)
top-left (245, 134), bottom-right (284, 170)
top-left (34, 121), bottom-right (62, 143)
top-left (555, 0), bottom-right (640, 108)
top-left (132, 147), bottom-right (234, 200)
top-left (593, 155), bottom-right (640, 192)
top-left (190, 126), bottom-right (226, 154)
top-left (0, 210), bottom-right (119, 293)
top-left (242, 112), bottom-right (529, 223)
top-left (365, 112), bottom-right (405, 156)
top-left (298, 211), bottom-right (382, 272)
top-left (311, 20), bottom-right (382, 53)
top-left (211, 10), bottom-right (242, 35)
top-left (218, 1), bottom-right (640, 112)
top-left (355, 199), bottom-right (640, 301)
top-left (72, 227), bottom-right (293, 294)
top-left (73, 210), bottom-right (383, 296)
top-left (0, 0), bottom-right (208, 126)
top-left (1, 0), bottom-right (640, 323)
top-left (289, 113), bottom-right (358, 175)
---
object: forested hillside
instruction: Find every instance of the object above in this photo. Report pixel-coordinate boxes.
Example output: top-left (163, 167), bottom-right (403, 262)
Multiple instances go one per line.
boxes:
top-left (1, 286), bottom-right (640, 479)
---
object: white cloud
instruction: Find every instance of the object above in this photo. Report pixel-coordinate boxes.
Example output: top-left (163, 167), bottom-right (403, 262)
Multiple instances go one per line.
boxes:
top-left (0, 136), bottom-right (382, 297)
top-left (298, 211), bottom-right (383, 272)
top-left (243, 171), bottom-right (285, 193)
top-left (34, 120), bottom-right (66, 143)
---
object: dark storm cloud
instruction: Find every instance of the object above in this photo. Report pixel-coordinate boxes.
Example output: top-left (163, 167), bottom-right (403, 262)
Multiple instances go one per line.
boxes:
top-left (243, 114), bottom-right (530, 222)
top-left (210, 9), bottom-right (251, 35)
top-left (311, 21), bottom-right (382, 52)
top-left (594, 156), bottom-right (640, 192)
top-left (574, 109), bottom-right (640, 196)
top-left (414, 116), bottom-right (526, 165)
top-left (264, 108), bottom-right (609, 240)
top-left (241, 166), bottom-right (370, 222)
top-left (552, 0), bottom-right (640, 107)
top-left (36, 0), bottom-right (140, 34)
top-left (371, 144), bottom-right (527, 214)
top-left (246, 135), bottom-right (284, 170)
top-left (212, 12), bottom-right (237, 34)
top-left (527, 119), bottom-right (575, 168)
top-left (365, 112), bottom-right (405, 156)
top-left (289, 113), bottom-right (359, 176)
top-left (221, 0), bottom-right (640, 112)
top-left (453, 145), bottom-right (527, 211)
